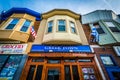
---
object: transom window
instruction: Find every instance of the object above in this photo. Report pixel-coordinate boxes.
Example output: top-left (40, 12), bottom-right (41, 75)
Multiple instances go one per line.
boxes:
top-left (70, 21), bottom-right (76, 33)
top-left (58, 20), bottom-right (66, 31)
top-left (47, 21), bottom-right (53, 33)
top-left (20, 20), bottom-right (31, 32)
top-left (105, 21), bottom-right (120, 32)
top-left (5, 18), bottom-right (19, 29)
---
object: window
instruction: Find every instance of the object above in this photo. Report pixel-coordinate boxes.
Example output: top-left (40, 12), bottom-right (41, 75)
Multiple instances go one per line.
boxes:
top-left (47, 69), bottom-right (60, 80)
top-left (70, 21), bottom-right (76, 33)
top-left (78, 59), bottom-right (92, 62)
top-left (32, 58), bottom-right (44, 62)
top-left (5, 18), bottom-right (19, 29)
top-left (0, 55), bottom-right (8, 70)
top-left (48, 60), bottom-right (60, 64)
top-left (72, 65), bottom-right (80, 80)
top-left (100, 56), bottom-right (115, 66)
top-left (82, 67), bottom-right (96, 80)
top-left (27, 65), bottom-right (35, 80)
top-left (20, 20), bottom-right (31, 32)
top-left (48, 21), bottom-right (53, 33)
top-left (112, 72), bottom-right (120, 80)
top-left (64, 59), bottom-right (76, 62)
top-left (105, 22), bottom-right (120, 32)
top-left (93, 23), bottom-right (105, 34)
top-left (35, 65), bottom-right (43, 80)
top-left (0, 55), bottom-right (22, 80)
top-left (64, 65), bottom-right (71, 80)
top-left (113, 46), bottom-right (120, 56)
top-left (58, 20), bottom-right (66, 31)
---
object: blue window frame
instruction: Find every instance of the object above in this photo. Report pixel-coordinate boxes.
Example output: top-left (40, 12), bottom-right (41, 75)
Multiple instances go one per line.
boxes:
top-left (58, 20), bottom-right (66, 31)
top-left (106, 68), bottom-right (120, 80)
top-left (5, 18), bottom-right (19, 29)
top-left (48, 21), bottom-right (53, 33)
top-left (20, 20), bottom-right (31, 32)
top-left (70, 21), bottom-right (76, 33)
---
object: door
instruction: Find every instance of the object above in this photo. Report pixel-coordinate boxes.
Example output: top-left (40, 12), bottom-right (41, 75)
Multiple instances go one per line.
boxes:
top-left (45, 67), bottom-right (61, 80)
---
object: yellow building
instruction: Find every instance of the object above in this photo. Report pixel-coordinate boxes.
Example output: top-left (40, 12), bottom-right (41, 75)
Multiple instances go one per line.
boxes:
top-left (0, 8), bottom-right (41, 80)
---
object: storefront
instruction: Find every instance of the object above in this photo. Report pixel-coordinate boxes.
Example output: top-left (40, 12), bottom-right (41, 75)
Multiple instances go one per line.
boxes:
top-left (20, 45), bottom-right (102, 80)
top-left (0, 44), bottom-right (28, 80)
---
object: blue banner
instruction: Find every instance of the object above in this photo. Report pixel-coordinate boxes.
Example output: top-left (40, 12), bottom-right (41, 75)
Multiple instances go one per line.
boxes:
top-left (31, 45), bottom-right (92, 53)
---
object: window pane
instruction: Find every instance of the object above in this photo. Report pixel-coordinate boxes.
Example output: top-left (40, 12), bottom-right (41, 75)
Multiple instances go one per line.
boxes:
top-left (82, 67), bottom-right (96, 80)
top-left (94, 23), bottom-right (105, 34)
top-left (32, 58), bottom-right (44, 62)
top-left (35, 65), bottom-right (43, 80)
top-left (0, 55), bottom-right (22, 80)
top-left (20, 20), bottom-right (31, 32)
top-left (105, 22), bottom-right (115, 27)
top-left (48, 60), bottom-right (60, 64)
top-left (64, 65), bottom-right (71, 80)
top-left (70, 22), bottom-right (76, 33)
top-left (58, 20), bottom-right (66, 31)
top-left (105, 22), bottom-right (120, 32)
top-left (0, 55), bottom-right (8, 70)
top-left (6, 18), bottom-right (19, 29)
top-left (72, 65), bottom-right (80, 80)
top-left (109, 27), bottom-right (120, 32)
top-left (27, 65), bottom-right (35, 80)
top-left (112, 72), bottom-right (120, 80)
top-left (48, 21), bottom-right (53, 33)
top-left (64, 59), bottom-right (76, 62)
top-left (96, 28), bottom-right (105, 34)
top-left (101, 56), bottom-right (114, 66)
top-left (47, 69), bottom-right (60, 80)
top-left (78, 59), bottom-right (92, 62)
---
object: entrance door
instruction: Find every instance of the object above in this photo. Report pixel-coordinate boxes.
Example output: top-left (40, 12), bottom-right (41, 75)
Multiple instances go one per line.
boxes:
top-left (47, 68), bottom-right (60, 80)
top-left (46, 67), bottom-right (61, 80)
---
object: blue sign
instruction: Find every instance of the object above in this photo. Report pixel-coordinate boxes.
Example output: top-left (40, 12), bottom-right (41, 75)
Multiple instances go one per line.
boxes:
top-left (31, 45), bottom-right (92, 53)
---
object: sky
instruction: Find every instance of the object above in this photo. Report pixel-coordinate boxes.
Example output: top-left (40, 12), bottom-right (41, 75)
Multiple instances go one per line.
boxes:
top-left (0, 0), bottom-right (120, 15)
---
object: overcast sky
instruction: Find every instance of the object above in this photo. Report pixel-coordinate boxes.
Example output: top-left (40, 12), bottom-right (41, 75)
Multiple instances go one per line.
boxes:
top-left (0, 0), bottom-right (120, 15)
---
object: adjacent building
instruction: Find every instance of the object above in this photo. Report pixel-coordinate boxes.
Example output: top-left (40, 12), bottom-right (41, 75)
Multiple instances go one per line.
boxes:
top-left (82, 10), bottom-right (120, 80)
top-left (0, 8), bottom-right (41, 80)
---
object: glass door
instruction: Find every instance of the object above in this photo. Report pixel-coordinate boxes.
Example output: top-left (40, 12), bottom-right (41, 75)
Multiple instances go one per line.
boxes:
top-left (46, 68), bottom-right (61, 80)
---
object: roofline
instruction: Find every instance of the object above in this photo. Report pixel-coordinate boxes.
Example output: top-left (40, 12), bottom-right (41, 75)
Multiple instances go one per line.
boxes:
top-left (42, 9), bottom-right (81, 19)
top-left (1, 7), bottom-right (41, 21)
top-left (82, 9), bottom-right (113, 16)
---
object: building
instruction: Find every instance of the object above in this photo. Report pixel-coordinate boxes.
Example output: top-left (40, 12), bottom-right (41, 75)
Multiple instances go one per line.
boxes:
top-left (0, 8), bottom-right (41, 80)
top-left (20, 9), bottom-right (103, 80)
top-left (82, 10), bottom-right (120, 80)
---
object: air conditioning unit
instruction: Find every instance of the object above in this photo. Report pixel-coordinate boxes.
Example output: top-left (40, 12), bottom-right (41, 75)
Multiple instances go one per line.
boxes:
top-left (113, 46), bottom-right (120, 56)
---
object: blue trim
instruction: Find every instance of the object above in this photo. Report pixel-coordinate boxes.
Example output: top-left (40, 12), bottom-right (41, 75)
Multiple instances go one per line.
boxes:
top-left (100, 54), bottom-right (120, 80)
top-left (106, 68), bottom-right (120, 80)
top-left (1, 7), bottom-right (41, 21)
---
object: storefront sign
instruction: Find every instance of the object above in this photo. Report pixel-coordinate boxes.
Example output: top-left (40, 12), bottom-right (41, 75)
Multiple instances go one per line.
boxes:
top-left (31, 45), bottom-right (92, 53)
top-left (0, 44), bottom-right (27, 54)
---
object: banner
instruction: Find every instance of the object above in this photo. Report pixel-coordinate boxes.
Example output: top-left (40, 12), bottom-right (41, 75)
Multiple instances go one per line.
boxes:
top-left (31, 45), bottom-right (92, 53)
top-left (0, 44), bottom-right (27, 54)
